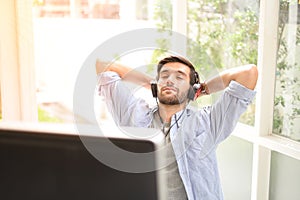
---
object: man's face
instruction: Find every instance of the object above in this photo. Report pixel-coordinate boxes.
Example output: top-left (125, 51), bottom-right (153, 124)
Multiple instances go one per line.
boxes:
top-left (157, 62), bottom-right (191, 105)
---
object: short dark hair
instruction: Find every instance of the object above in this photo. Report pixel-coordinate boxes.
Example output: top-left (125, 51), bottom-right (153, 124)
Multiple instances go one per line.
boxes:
top-left (157, 56), bottom-right (198, 85)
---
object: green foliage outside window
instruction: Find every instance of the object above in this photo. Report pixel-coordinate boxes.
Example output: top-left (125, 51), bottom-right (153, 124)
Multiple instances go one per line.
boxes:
top-left (38, 107), bottom-right (63, 123)
top-left (32, 0), bottom-right (44, 7)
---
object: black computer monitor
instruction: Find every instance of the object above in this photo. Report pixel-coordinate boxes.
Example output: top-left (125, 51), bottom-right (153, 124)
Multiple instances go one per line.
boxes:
top-left (0, 124), bottom-right (163, 200)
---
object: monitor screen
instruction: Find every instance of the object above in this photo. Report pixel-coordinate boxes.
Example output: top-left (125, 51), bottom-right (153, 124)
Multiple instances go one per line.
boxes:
top-left (0, 125), bottom-right (161, 200)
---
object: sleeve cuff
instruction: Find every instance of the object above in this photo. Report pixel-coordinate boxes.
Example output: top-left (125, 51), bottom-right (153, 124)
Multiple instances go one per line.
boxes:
top-left (97, 71), bottom-right (121, 86)
top-left (225, 80), bottom-right (256, 101)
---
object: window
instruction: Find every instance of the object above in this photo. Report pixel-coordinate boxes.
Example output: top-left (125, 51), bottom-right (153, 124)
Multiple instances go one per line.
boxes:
top-left (33, 0), bottom-right (156, 123)
top-left (273, 0), bottom-right (300, 141)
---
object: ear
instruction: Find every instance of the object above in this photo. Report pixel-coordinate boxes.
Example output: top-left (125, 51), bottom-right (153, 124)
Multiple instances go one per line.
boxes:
top-left (194, 88), bottom-right (202, 100)
top-left (194, 83), bottom-right (209, 99)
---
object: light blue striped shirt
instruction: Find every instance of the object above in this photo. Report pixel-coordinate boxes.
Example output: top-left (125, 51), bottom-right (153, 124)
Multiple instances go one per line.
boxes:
top-left (98, 71), bottom-right (256, 200)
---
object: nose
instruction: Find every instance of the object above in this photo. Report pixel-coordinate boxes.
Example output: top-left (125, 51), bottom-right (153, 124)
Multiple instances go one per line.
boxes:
top-left (158, 77), bottom-right (174, 86)
top-left (166, 76), bottom-right (175, 85)
top-left (161, 74), bottom-right (177, 85)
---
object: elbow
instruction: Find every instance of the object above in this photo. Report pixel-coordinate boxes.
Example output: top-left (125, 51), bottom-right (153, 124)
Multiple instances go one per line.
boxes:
top-left (233, 64), bottom-right (258, 90)
top-left (96, 60), bottom-right (110, 75)
top-left (249, 64), bottom-right (258, 81)
top-left (248, 64), bottom-right (258, 77)
top-left (245, 64), bottom-right (258, 90)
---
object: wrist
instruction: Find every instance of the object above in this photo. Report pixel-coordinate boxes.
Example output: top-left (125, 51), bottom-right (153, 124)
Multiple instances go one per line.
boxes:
top-left (201, 82), bottom-right (210, 95)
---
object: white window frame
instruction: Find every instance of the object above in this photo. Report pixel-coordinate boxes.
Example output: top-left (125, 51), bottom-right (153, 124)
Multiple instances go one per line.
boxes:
top-left (1, 0), bottom-right (300, 199)
top-left (0, 0), bottom-right (37, 122)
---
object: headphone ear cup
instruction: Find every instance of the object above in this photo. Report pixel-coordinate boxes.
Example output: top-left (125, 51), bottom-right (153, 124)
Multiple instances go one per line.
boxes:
top-left (194, 71), bottom-right (200, 84)
top-left (188, 84), bottom-right (200, 100)
top-left (188, 71), bottom-right (200, 100)
top-left (187, 86), bottom-right (196, 100)
top-left (151, 83), bottom-right (158, 98)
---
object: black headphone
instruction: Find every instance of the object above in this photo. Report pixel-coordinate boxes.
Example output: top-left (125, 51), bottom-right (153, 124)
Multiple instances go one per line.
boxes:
top-left (151, 71), bottom-right (200, 101)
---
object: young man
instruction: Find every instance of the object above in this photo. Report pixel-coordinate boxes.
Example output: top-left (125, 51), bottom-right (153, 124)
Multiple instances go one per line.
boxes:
top-left (96, 56), bottom-right (258, 200)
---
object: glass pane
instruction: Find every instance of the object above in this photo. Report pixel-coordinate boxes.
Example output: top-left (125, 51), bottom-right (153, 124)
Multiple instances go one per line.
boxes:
top-left (33, 0), bottom-right (156, 123)
top-left (273, 0), bottom-right (300, 141)
top-left (269, 151), bottom-right (300, 200)
top-left (187, 0), bottom-right (259, 125)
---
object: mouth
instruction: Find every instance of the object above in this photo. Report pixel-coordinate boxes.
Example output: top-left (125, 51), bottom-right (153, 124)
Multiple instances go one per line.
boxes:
top-left (162, 86), bottom-right (177, 93)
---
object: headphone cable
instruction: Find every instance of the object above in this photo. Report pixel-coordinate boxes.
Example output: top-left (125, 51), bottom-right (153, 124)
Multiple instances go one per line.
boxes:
top-left (155, 98), bottom-right (186, 137)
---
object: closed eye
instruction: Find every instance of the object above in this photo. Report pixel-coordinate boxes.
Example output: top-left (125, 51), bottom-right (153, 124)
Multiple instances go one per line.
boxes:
top-left (160, 73), bottom-right (169, 79)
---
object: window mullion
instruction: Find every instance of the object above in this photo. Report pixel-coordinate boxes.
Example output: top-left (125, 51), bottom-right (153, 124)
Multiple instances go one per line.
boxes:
top-left (0, 0), bottom-right (22, 121)
top-left (252, 0), bottom-right (280, 199)
top-left (17, 0), bottom-right (38, 121)
top-left (172, 0), bottom-right (187, 56)
top-left (0, 0), bottom-right (37, 122)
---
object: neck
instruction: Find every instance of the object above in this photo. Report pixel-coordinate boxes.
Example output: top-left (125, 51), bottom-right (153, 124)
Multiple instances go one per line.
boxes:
top-left (158, 102), bottom-right (187, 123)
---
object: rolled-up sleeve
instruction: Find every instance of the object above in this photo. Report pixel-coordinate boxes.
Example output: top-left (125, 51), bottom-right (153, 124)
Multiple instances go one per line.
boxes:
top-left (97, 72), bottom-right (151, 127)
top-left (207, 80), bottom-right (256, 143)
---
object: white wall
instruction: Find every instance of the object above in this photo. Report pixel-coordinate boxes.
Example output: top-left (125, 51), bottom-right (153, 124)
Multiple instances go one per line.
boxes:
top-left (217, 135), bottom-right (253, 200)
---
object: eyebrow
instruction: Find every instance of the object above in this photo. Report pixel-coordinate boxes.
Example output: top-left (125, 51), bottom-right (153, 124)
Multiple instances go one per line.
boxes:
top-left (160, 69), bottom-right (188, 77)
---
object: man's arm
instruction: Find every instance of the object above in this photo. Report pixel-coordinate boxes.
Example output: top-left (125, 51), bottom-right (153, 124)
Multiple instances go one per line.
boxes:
top-left (96, 60), bottom-right (153, 89)
top-left (202, 65), bottom-right (258, 143)
top-left (202, 64), bottom-right (258, 95)
top-left (96, 60), bottom-right (152, 126)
